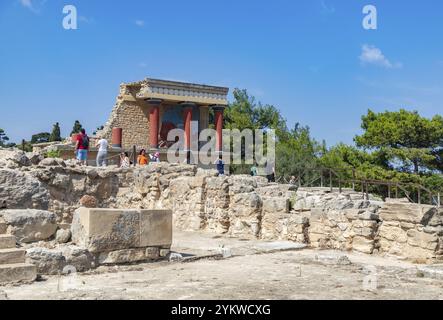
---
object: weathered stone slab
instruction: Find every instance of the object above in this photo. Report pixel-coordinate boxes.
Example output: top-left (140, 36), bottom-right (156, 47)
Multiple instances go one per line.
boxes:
top-left (140, 210), bottom-right (172, 247)
top-left (262, 197), bottom-right (290, 214)
top-left (352, 236), bottom-right (374, 254)
top-left (0, 235), bottom-right (16, 249)
top-left (0, 209), bottom-right (57, 243)
top-left (379, 202), bottom-right (434, 224)
top-left (71, 208), bottom-right (141, 253)
top-left (98, 248), bottom-right (146, 265)
top-left (25, 247), bottom-right (66, 275)
top-left (0, 248), bottom-right (25, 265)
top-left (0, 263), bottom-right (37, 285)
top-left (71, 208), bottom-right (172, 253)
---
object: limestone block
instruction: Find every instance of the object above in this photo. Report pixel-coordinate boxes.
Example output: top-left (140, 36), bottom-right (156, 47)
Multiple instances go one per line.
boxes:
top-left (0, 263), bottom-right (37, 285)
top-left (1, 209), bottom-right (57, 243)
top-left (0, 235), bottom-right (16, 249)
top-left (406, 229), bottom-right (438, 250)
top-left (379, 225), bottom-right (408, 243)
top-left (0, 248), bottom-right (25, 265)
top-left (60, 245), bottom-right (94, 272)
top-left (262, 197), bottom-right (290, 214)
top-left (71, 208), bottom-right (172, 253)
top-left (228, 192), bottom-right (262, 238)
top-left (0, 169), bottom-right (50, 210)
top-left (145, 247), bottom-right (160, 260)
top-left (379, 202), bottom-right (434, 224)
top-left (352, 236), bottom-right (374, 254)
top-left (140, 210), bottom-right (172, 247)
top-left (98, 248), bottom-right (146, 265)
top-left (26, 247), bottom-right (66, 275)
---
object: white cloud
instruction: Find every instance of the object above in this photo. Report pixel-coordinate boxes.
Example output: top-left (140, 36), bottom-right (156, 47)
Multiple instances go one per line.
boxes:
top-left (135, 20), bottom-right (145, 27)
top-left (19, 0), bottom-right (33, 9)
top-left (19, 0), bottom-right (47, 13)
top-left (359, 44), bottom-right (402, 69)
top-left (139, 62), bottom-right (147, 68)
top-left (79, 16), bottom-right (95, 24)
top-left (320, 1), bottom-right (335, 14)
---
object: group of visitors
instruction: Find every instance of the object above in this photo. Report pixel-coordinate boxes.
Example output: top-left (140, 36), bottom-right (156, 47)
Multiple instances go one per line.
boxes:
top-left (74, 129), bottom-right (161, 168)
top-left (74, 130), bottom-right (276, 181)
top-left (249, 161), bottom-right (275, 183)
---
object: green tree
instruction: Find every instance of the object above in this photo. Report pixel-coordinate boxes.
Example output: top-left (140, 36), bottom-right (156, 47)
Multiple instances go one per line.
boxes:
top-left (93, 125), bottom-right (104, 135)
top-left (224, 89), bottom-right (289, 173)
top-left (224, 89), bottom-right (287, 134)
top-left (70, 120), bottom-right (83, 135)
top-left (31, 132), bottom-right (50, 144)
top-left (49, 122), bottom-right (62, 142)
top-left (355, 109), bottom-right (443, 174)
top-left (276, 124), bottom-right (321, 179)
top-left (16, 140), bottom-right (33, 152)
top-left (0, 128), bottom-right (10, 147)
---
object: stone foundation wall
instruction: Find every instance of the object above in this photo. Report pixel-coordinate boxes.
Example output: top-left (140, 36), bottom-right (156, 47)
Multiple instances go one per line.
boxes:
top-left (378, 200), bottom-right (443, 263)
top-left (2, 148), bottom-right (443, 264)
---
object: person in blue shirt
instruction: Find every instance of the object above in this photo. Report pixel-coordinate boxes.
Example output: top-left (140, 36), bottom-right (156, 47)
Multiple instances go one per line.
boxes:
top-left (214, 155), bottom-right (225, 176)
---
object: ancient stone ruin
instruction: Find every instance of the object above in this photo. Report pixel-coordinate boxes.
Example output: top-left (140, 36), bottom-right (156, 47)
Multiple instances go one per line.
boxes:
top-left (0, 147), bottom-right (443, 285)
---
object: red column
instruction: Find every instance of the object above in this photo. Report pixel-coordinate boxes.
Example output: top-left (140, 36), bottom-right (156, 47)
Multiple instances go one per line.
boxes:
top-left (149, 105), bottom-right (159, 148)
top-left (183, 107), bottom-right (193, 150)
top-left (111, 128), bottom-right (123, 148)
top-left (214, 108), bottom-right (224, 152)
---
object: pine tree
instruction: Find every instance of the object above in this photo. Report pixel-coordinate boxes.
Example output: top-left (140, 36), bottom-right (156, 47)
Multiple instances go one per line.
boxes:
top-left (49, 122), bottom-right (62, 142)
top-left (70, 120), bottom-right (83, 135)
top-left (0, 129), bottom-right (9, 147)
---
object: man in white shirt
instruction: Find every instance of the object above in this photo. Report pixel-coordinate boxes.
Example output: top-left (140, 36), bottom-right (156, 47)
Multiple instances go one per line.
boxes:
top-left (95, 138), bottom-right (109, 167)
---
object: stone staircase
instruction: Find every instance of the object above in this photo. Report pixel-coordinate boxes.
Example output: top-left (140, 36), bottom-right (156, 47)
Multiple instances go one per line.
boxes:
top-left (0, 217), bottom-right (37, 285)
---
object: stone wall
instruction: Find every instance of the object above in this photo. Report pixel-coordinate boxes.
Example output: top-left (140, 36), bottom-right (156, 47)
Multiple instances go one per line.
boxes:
top-left (98, 84), bottom-right (152, 149)
top-left (100, 100), bottom-right (151, 149)
top-left (2, 148), bottom-right (443, 264)
top-left (378, 199), bottom-right (443, 263)
top-left (0, 149), bottom-right (129, 223)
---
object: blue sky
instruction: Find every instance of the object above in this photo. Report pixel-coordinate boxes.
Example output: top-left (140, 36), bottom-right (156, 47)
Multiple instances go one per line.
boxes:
top-left (1, 0), bottom-right (442, 146)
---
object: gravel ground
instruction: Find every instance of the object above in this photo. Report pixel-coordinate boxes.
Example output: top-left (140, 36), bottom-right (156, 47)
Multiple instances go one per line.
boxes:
top-left (2, 232), bottom-right (443, 300)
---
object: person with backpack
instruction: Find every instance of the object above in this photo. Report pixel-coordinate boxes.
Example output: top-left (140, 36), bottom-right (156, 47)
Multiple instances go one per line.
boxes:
top-left (75, 129), bottom-right (89, 166)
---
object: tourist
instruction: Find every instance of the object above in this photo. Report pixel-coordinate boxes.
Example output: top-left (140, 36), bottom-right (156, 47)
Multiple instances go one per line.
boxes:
top-left (120, 152), bottom-right (130, 168)
top-left (265, 160), bottom-right (275, 183)
top-left (289, 176), bottom-right (297, 185)
top-left (95, 137), bottom-right (109, 167)
top-left (137, 149), bottom-right (149, 166)
top-left (250, 163), bottom-right (258, 176)
top-left (214, 155), bottom-right (225, 176)
top-left (75, 129), bottom-right (89, 166)
top-left (149, 151), bottom-right (160, 163)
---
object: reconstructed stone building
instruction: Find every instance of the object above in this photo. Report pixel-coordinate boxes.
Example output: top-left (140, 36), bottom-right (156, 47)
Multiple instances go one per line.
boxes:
top-left (98, 78), bottom-right (229, 152)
